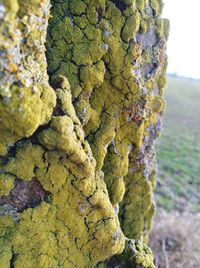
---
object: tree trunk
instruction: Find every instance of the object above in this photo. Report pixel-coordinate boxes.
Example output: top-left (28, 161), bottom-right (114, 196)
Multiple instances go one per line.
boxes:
top-left (0, 0), bottom-right (169, 267)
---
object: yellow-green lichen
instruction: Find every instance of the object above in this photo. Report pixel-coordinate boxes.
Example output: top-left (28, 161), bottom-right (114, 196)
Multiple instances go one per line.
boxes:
top-left (0, 0), bottom-right (56, 156)
top-left (0, 174), bottom-right (15, 196)
top-left (0, 74), bottom-right (125, 267)
top-left (122, 12), bottom-right (140, 43)
top-left (0, 214), bottom-right (15, 268)
top-left (100, 239), bottom-right (155, 268)
top-left (46, 0), bottom-right (169, 245)
top-left (150, 0), bottom-right (163, 16)
top-left (0, 0), bottom-right (169, 267)
top-left (4, 143), bottom-right (46, 181)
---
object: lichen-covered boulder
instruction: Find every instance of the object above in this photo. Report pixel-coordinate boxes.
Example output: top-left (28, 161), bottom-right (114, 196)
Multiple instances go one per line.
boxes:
top-left (46, 0), bottom-right (169, 242)
top-left (0, 0), bottom-right (169, 267)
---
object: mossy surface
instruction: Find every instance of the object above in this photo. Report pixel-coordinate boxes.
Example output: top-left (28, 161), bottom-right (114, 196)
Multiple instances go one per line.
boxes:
top-left (0, 0), bottom-right (168, 267)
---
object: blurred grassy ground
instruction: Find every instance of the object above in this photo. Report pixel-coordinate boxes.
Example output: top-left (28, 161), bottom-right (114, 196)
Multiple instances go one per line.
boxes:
top-left (150, 76), bottom-right (200, 267)
top-left (155, 75), bottom-right (200, 212)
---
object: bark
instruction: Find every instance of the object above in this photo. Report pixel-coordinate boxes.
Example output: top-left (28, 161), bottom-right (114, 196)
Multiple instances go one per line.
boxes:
top-left (0, 0), bottom-right (169, 267)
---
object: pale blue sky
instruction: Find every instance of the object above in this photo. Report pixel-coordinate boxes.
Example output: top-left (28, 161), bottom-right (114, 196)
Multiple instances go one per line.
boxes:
top-left (163, 0), bottom-right (200, 79)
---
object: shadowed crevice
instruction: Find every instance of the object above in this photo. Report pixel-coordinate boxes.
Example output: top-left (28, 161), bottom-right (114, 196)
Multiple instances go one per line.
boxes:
top-left (112, 0), bottom-right (127, 11)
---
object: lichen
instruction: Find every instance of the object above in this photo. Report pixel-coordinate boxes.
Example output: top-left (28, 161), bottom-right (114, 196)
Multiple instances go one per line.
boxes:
top-left (47, 0), bottom-right (168, 243)
top-left (0, 0), bottom-right (56, 156)
top-left (0, 174), bottom-right (15, 197)
top-left (0, 77), bottom-right (125, 268)
top-left (0, 0), bottom-right (169, 267)
top-left (104, 239), bottom-right (155, 268)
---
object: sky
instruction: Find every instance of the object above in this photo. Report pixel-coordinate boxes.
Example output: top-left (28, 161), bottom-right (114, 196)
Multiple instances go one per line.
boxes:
top-left (162, 0), bottom-right (200, 79)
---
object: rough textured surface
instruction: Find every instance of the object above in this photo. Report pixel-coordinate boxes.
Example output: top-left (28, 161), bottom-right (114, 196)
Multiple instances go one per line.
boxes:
top-left (0, 0), bottom-right (56, 156)
top-left (46, 0), bottom-right (169, 242)
top-left (106, 239), bottom-right (155, 268)
top-left (0, 0), bottom-right (169, 267)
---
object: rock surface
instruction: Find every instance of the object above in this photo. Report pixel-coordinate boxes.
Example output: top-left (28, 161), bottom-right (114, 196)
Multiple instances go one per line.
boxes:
top-left (0, 0), bottom-right (169, 267)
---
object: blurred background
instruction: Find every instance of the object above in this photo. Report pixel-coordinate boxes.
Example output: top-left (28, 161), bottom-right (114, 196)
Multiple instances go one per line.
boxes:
top-left (149, 1), bottom-right (200, 267)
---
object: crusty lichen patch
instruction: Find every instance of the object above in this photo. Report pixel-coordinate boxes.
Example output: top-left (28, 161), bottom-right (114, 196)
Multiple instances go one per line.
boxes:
top-left (0, 174), bottom-right (15, 197)
top-left (0, 0), bottom-right (56, 156)
top-left (0, 0), bottom-right (168, 267)
top-left (0, 77), bottom-right (125, 268)
top-left (47, 0), bottom-right (168, 242)
top-left (104, 239), bottom-right (155, 268)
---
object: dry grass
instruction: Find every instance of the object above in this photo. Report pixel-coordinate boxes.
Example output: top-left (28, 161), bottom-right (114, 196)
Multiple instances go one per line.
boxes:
top-left (149, 209), bottom-right (200, 268)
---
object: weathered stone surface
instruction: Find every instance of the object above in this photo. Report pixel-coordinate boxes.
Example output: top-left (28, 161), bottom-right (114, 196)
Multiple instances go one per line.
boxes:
top-left (0, 0), bottom-right (169, 267)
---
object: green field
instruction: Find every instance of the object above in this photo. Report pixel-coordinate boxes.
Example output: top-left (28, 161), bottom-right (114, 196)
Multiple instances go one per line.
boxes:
top-left (155, 76), bottom-right (200, 212)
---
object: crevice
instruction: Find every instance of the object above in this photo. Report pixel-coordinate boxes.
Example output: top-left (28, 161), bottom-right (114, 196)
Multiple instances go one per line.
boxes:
top-left (111, 0), bottom-right (127, 11)
top-left (52, 99), bottom-right (65, 117)
top-left (0, 138), bottom-right (29, 165)
top-left (10, 251), bottom-right (17, 268)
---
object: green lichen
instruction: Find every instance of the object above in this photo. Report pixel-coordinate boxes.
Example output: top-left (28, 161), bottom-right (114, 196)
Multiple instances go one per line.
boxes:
top-left (0, 174), bottom-right (15, 196)
top-left (131, 240), bottom-right (155, 268)
top-left (98, 239), bottom-right (155, 268)
top-left (150, 0), bottom-right (163, 16)
top-left (0, 214), bottom-right (15, 268)
top-left (46, 0), bottom-right (169, 261)
top-left (4, 143), bottom-right (46, 181)
top-left (0, 0), bottom-right (56, 156)
top-left (1, 0), bottom-right (19, 16)
top-left (0, 75), bottom-right (125, 267)
top-left (0, 0), bottom-right (169, 267)
top-left (122, 12), bottom-right (140, 43)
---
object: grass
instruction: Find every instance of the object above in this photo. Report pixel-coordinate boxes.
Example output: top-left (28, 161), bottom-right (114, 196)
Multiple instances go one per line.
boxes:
top-left (155, 75), bottom-right (200, 212)
top-left (150, 81), bottom-right (200, 267)
top-left (149, 210), bottom-right (200, 268)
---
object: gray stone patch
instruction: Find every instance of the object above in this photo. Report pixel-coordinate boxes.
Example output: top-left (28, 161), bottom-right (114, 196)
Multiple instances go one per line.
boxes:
top-left (137, 28), bottom-right (158, 50)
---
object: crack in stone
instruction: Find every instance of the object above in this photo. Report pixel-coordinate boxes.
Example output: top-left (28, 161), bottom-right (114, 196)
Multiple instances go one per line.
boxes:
top-left (112, 0), bottom-right (127, 11)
